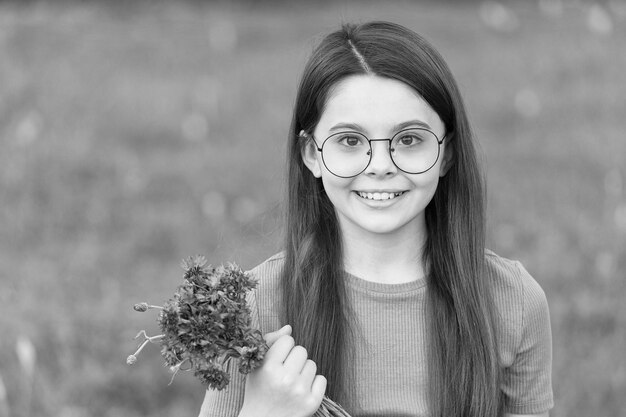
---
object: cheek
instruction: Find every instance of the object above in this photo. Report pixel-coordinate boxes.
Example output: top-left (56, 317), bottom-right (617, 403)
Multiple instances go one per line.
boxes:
top-left (425, 177), bottom-right (441, 199)
top-left (409, 172), bottom-right (442, 202)
top-left (321, 174), bottom-right (351, 191)
top-left (320, 175), bottom-right (354, 205)
top-left (438, 143), bottom-right (453, 176)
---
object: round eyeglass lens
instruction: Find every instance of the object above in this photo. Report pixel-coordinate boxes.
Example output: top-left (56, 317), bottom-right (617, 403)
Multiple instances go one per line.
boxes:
top-left (321, 132), bottom-right (371, 177)
top-left (390, 128), bottom-right (440, 174)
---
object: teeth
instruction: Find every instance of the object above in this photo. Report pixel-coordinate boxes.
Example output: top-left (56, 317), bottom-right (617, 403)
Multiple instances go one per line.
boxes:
top-left (357, 191), bottom-right (404, 200)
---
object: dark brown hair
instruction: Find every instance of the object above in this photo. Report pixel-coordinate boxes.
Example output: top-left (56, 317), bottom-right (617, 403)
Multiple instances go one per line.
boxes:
top-left (281, 21), bottom-right (503, 417)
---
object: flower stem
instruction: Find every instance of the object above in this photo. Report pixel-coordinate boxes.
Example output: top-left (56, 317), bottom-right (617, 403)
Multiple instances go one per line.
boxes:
top-left (168, 358), bottom-right (189, 385)
top-left (126, 331), bottom-right (165, 365)
top-left (133, 302), bottom-right (164, 312)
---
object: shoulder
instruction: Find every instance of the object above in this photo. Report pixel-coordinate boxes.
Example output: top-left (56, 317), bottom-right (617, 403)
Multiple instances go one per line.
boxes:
top-left (246, 252), bottom-right (286, 333)
top-left (484, 250), bottom-right (551, 365)
top-left (485, 249), bottom-right (548, 306)
top-left (248, 251), bottom-right (286, 273)
top-left (486, 251), bottom-right (554, 413)
top-left (247, 251), bottom-right (285, 290)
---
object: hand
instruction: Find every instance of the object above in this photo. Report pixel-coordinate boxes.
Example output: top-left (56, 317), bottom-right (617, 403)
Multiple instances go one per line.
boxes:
top-left (238, 325), bottom-right (327, 417)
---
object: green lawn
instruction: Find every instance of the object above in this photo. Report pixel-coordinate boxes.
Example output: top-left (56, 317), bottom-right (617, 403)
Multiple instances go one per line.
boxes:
top-left (1, 1), bottom-right (624, 416)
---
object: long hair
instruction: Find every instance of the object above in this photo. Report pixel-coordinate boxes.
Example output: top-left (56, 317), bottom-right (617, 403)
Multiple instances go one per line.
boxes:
top-left (281, 21), bottom-right (503, 416)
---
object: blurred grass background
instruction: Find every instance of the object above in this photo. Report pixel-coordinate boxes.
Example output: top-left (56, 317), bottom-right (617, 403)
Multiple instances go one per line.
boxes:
top-left (0, 0), bottom-right (624, 416)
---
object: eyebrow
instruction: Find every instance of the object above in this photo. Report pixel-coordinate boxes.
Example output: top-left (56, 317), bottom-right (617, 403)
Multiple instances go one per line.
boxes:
top-left (328, 119), bottom-right (432, 134)
top-left (393, 120), bottom-right (432, 131)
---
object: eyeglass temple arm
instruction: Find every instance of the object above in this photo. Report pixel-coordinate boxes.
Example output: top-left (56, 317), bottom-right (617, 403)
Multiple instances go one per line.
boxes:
top-left (299, 130), bottom-right (323, 152)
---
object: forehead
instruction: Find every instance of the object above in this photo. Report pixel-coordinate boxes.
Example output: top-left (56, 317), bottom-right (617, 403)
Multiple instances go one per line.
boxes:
top-left (316, 74), bottom-right (444, 135)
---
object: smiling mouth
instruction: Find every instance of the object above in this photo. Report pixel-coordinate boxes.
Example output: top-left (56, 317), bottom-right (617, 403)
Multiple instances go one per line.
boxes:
top-left (356, 191), bottom-right (407, 201)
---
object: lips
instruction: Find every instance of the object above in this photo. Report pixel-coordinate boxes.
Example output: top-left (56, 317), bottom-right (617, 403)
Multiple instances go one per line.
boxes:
top-left (356, 191), bottom-right (407, 201)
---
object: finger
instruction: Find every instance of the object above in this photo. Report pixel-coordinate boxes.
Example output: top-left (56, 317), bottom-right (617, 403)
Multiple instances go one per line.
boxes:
top-left (263, 324), bottom-right (292, 347)
top-left (283, 345), bottom-right (308, 372)
top-left (311, 375), bottom-right (327, 402)
top-left (264, 335), bottom-right (295, 364)
top-left (300, 359), bottom-right (317, 383)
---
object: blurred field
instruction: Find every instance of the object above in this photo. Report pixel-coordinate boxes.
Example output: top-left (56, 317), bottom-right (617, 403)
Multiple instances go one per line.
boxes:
top-left (0, 1), bottom-right (624, 416)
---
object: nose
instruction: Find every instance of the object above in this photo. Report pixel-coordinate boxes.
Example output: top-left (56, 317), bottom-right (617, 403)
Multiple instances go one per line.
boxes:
top-left (365, 140), bottom-right (397, 176)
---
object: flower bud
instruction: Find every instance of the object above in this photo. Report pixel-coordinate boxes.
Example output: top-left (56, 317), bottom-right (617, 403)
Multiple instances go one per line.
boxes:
top-left (126, 355), bottom-right (137, 365)
top-left (133, 303), bottom-right (149, 312)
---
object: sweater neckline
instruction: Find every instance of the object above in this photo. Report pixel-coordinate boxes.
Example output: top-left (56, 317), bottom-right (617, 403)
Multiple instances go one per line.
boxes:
top-left (343, 270), bottom-right (427, 294)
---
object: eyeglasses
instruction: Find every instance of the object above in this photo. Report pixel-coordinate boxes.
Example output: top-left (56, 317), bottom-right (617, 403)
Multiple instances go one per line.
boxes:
top-left (300, 128), bottom-right (446, 178)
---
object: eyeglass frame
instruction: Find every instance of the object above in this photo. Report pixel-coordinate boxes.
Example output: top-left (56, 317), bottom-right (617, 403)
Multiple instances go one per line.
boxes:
top-left (299, 128), bottom-right (447, 178)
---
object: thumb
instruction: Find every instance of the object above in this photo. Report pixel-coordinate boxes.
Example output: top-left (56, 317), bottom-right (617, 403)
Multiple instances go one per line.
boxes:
top-left (263, 324), bottom-right (292, 347)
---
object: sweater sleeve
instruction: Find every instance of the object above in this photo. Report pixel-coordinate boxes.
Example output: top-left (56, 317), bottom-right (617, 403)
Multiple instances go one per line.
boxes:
top-left (197, 365), bottom-right (245, 417)
top-left (502, 261), bottom-right (554, 414)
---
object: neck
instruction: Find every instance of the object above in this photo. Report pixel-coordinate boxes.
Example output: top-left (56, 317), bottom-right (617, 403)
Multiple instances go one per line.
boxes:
top-left (340, 219), bottom-right (427, 285)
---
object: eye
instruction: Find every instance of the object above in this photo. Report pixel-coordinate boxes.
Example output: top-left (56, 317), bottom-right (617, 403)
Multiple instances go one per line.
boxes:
top-left (396, 133), bottom-right (424, 146)
top-left (336, 133), bottom-right (366, 147)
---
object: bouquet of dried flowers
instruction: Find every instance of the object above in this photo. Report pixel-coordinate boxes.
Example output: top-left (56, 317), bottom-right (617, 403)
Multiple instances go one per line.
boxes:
top-left (127, 255), bottom-right (350, 417)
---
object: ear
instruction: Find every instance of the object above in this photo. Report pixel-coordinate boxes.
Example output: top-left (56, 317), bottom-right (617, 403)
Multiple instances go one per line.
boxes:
top-left (439, 139), bottom-right (454, 177)
top-left (300, 133), bottom-right (323, 178)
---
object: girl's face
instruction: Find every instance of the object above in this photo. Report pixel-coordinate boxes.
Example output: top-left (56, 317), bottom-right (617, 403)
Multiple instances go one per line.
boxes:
top-left (302, 74), bottom-right (452, 238)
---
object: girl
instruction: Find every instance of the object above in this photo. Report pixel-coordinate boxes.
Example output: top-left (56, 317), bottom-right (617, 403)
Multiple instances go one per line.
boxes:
top-left (199, 21), bottom-right (553, 417)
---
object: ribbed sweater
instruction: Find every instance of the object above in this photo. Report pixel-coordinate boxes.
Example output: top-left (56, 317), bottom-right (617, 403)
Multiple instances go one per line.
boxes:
top-left (198, 250), bottom-right (553, 417)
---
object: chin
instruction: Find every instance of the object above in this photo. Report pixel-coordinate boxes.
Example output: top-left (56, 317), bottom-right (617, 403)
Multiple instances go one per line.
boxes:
top-left (356, 221), bottom-right (409, 236)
